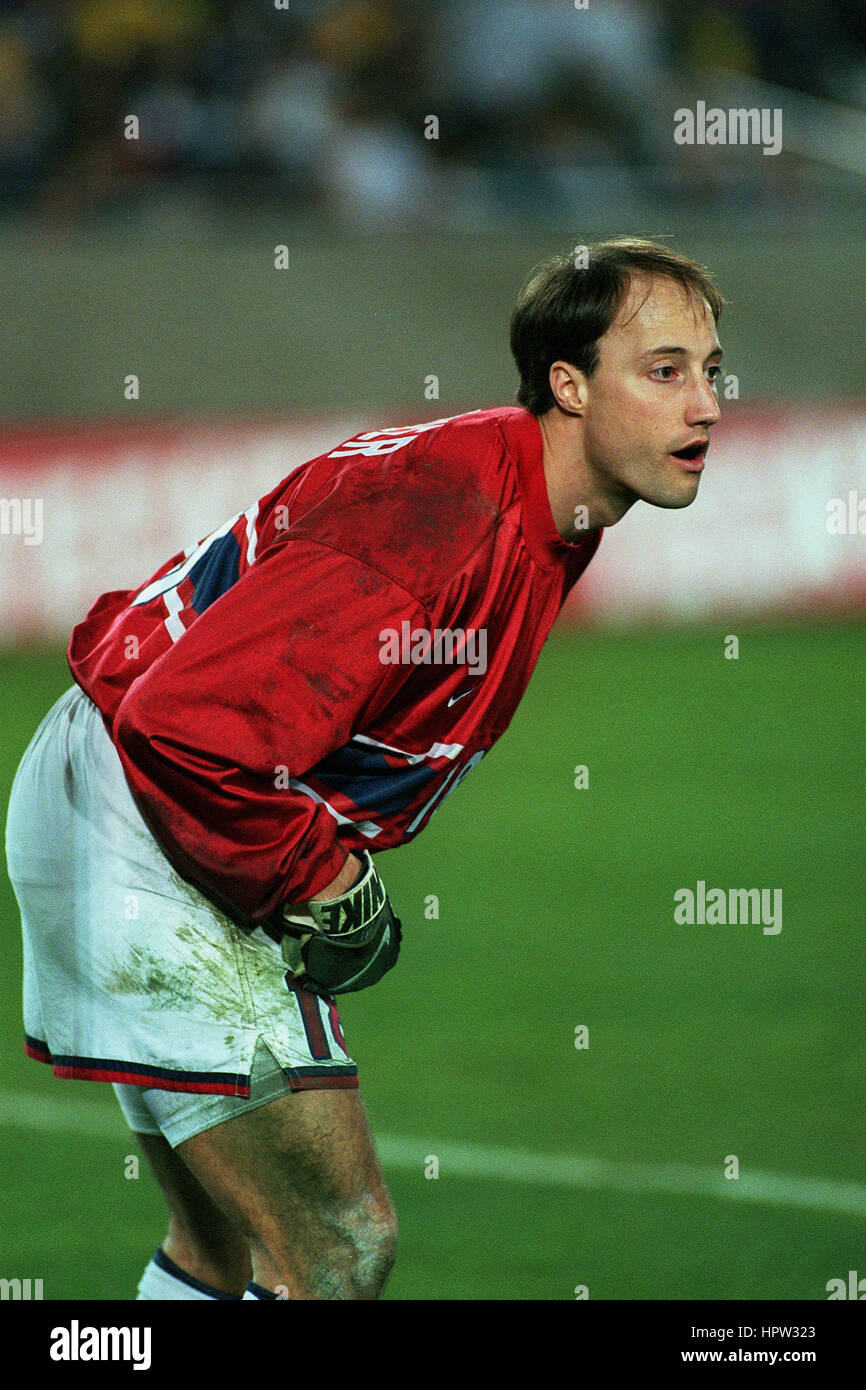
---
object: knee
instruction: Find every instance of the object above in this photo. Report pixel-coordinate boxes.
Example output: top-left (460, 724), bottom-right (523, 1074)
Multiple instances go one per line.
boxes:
top-left (346, 1192), bottom-right (398, 1298)
top-left (259, 1189), bottom-right (398, 1300)
top-left (309, 1189), bottom-right (398, 1299)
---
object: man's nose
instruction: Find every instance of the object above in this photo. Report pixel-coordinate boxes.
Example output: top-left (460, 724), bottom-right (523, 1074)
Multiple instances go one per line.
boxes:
top-left (687, 374), bottom-right (722, 426)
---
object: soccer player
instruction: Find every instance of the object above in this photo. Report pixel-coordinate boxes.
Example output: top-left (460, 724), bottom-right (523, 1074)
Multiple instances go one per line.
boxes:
top-left (5, 238), bottom-right (723, 1300)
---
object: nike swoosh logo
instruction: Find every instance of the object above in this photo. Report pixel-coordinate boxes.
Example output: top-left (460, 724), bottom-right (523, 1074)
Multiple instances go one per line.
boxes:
top-left (447, 688), bottom-right (478, 707)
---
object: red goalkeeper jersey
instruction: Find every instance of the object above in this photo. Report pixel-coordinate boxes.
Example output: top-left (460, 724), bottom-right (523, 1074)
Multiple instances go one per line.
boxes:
top-left (68, 407), bottom-right (602, 923)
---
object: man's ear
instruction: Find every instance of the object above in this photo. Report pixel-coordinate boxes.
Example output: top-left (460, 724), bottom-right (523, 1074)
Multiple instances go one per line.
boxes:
top-left (548, 361), bottom-right (588, 417)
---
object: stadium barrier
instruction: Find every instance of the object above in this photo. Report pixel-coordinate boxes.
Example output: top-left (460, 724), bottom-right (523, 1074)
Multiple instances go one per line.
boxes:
top-left (1, 406), bottom-right (864, 643)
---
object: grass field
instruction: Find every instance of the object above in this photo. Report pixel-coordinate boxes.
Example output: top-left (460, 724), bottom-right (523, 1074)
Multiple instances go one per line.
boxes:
top-left (1, 620), bottom-right (864, 1300)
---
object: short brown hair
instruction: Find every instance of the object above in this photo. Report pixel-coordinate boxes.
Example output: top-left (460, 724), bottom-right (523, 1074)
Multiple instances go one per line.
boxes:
top-left (510, 238), bottom-right (725, 416)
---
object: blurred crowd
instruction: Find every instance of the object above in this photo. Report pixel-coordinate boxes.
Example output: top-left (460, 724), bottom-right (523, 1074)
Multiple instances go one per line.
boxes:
top-left (0, 0), bottom-right (864, 225)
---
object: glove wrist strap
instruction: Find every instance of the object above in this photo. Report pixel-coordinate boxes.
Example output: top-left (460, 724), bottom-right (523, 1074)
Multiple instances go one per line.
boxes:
top-left (280, 851), bottom-right (386, 945)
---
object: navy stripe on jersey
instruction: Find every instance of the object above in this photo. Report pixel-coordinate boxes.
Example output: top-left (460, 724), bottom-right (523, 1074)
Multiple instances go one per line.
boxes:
top-left (309, 740), bottom-right (439, 816)
top-left (188, 532), bottom-right (242, 615)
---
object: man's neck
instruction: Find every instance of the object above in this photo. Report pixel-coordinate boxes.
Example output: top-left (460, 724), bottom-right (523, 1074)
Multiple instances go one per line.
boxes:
top-left (537, 408), bottom-right (636, 539)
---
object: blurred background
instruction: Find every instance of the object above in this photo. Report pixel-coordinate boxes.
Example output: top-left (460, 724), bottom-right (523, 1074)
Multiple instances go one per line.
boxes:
top-left (1, 0), bottom-right (865, 1301)
top-left (1, 0), bottom-right (866, 228)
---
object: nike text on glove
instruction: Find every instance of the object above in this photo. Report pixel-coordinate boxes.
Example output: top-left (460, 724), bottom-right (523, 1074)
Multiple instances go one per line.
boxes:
top-left (276, 851), bottom-right (401, 996)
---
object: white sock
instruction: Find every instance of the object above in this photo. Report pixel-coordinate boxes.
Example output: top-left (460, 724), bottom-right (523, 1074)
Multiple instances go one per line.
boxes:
top-left (136, 1246), bottom-right (241, 1301)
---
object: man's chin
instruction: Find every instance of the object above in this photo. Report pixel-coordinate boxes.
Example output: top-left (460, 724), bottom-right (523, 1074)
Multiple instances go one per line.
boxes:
top-left (644, 476), bottom-right (702, 509)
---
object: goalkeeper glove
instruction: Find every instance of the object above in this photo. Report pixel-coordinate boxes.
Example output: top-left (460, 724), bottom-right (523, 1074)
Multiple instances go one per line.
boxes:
top-left (277, 851), bottom-right (401, 996)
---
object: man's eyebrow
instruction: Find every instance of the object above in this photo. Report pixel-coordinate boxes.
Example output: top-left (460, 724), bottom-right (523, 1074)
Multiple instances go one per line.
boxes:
top-left (639, 344), bottom-right (724, 361)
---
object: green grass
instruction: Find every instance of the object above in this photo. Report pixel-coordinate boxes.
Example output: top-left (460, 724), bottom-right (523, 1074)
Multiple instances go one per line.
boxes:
top-left (1, 621), bottom-right (864, 1299)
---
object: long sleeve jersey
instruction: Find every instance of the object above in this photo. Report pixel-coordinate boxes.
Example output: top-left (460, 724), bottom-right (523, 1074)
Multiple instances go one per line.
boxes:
top-left (68, 406), bottom-right (602, 925)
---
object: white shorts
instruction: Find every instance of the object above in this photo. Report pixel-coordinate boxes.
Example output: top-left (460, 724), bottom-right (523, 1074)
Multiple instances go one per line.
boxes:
top-left (5, 684), bottom-right (358, 1146)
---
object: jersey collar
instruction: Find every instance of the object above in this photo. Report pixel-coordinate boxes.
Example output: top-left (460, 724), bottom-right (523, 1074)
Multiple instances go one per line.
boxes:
top-left (499, 408), bottom-right (601, 570)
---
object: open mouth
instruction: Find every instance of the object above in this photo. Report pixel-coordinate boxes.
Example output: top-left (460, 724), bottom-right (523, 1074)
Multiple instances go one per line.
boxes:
top-left (670, 440), bottom-right (708, 471)
top-left (670, 441), bottom-right (707, 461)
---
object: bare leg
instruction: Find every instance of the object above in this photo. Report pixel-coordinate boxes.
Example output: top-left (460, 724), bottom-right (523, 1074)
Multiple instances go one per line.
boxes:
top-left (175, 1086), bottom-right (397, 1300)
top-left (134, 1131), bottom-right (252, 1295)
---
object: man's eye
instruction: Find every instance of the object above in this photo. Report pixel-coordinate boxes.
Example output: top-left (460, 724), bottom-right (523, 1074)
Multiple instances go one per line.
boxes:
top-left (651, 365), bottom-right (676, 380)
top-left (706, 364), bottom-right (722, 382)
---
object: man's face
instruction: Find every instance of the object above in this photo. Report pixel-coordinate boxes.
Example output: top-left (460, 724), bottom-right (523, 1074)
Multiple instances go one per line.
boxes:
top-left (580, 275), bottom-right (723, 509)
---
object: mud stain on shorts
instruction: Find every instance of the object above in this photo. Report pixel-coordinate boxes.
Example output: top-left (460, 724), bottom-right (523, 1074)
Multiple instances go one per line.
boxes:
top-left (100, 860), bottom-right (298, 1050)
top-left (102, 917), bottom-right (250, 1022)
top-left (104, 952), bottom-right (242, 1024)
